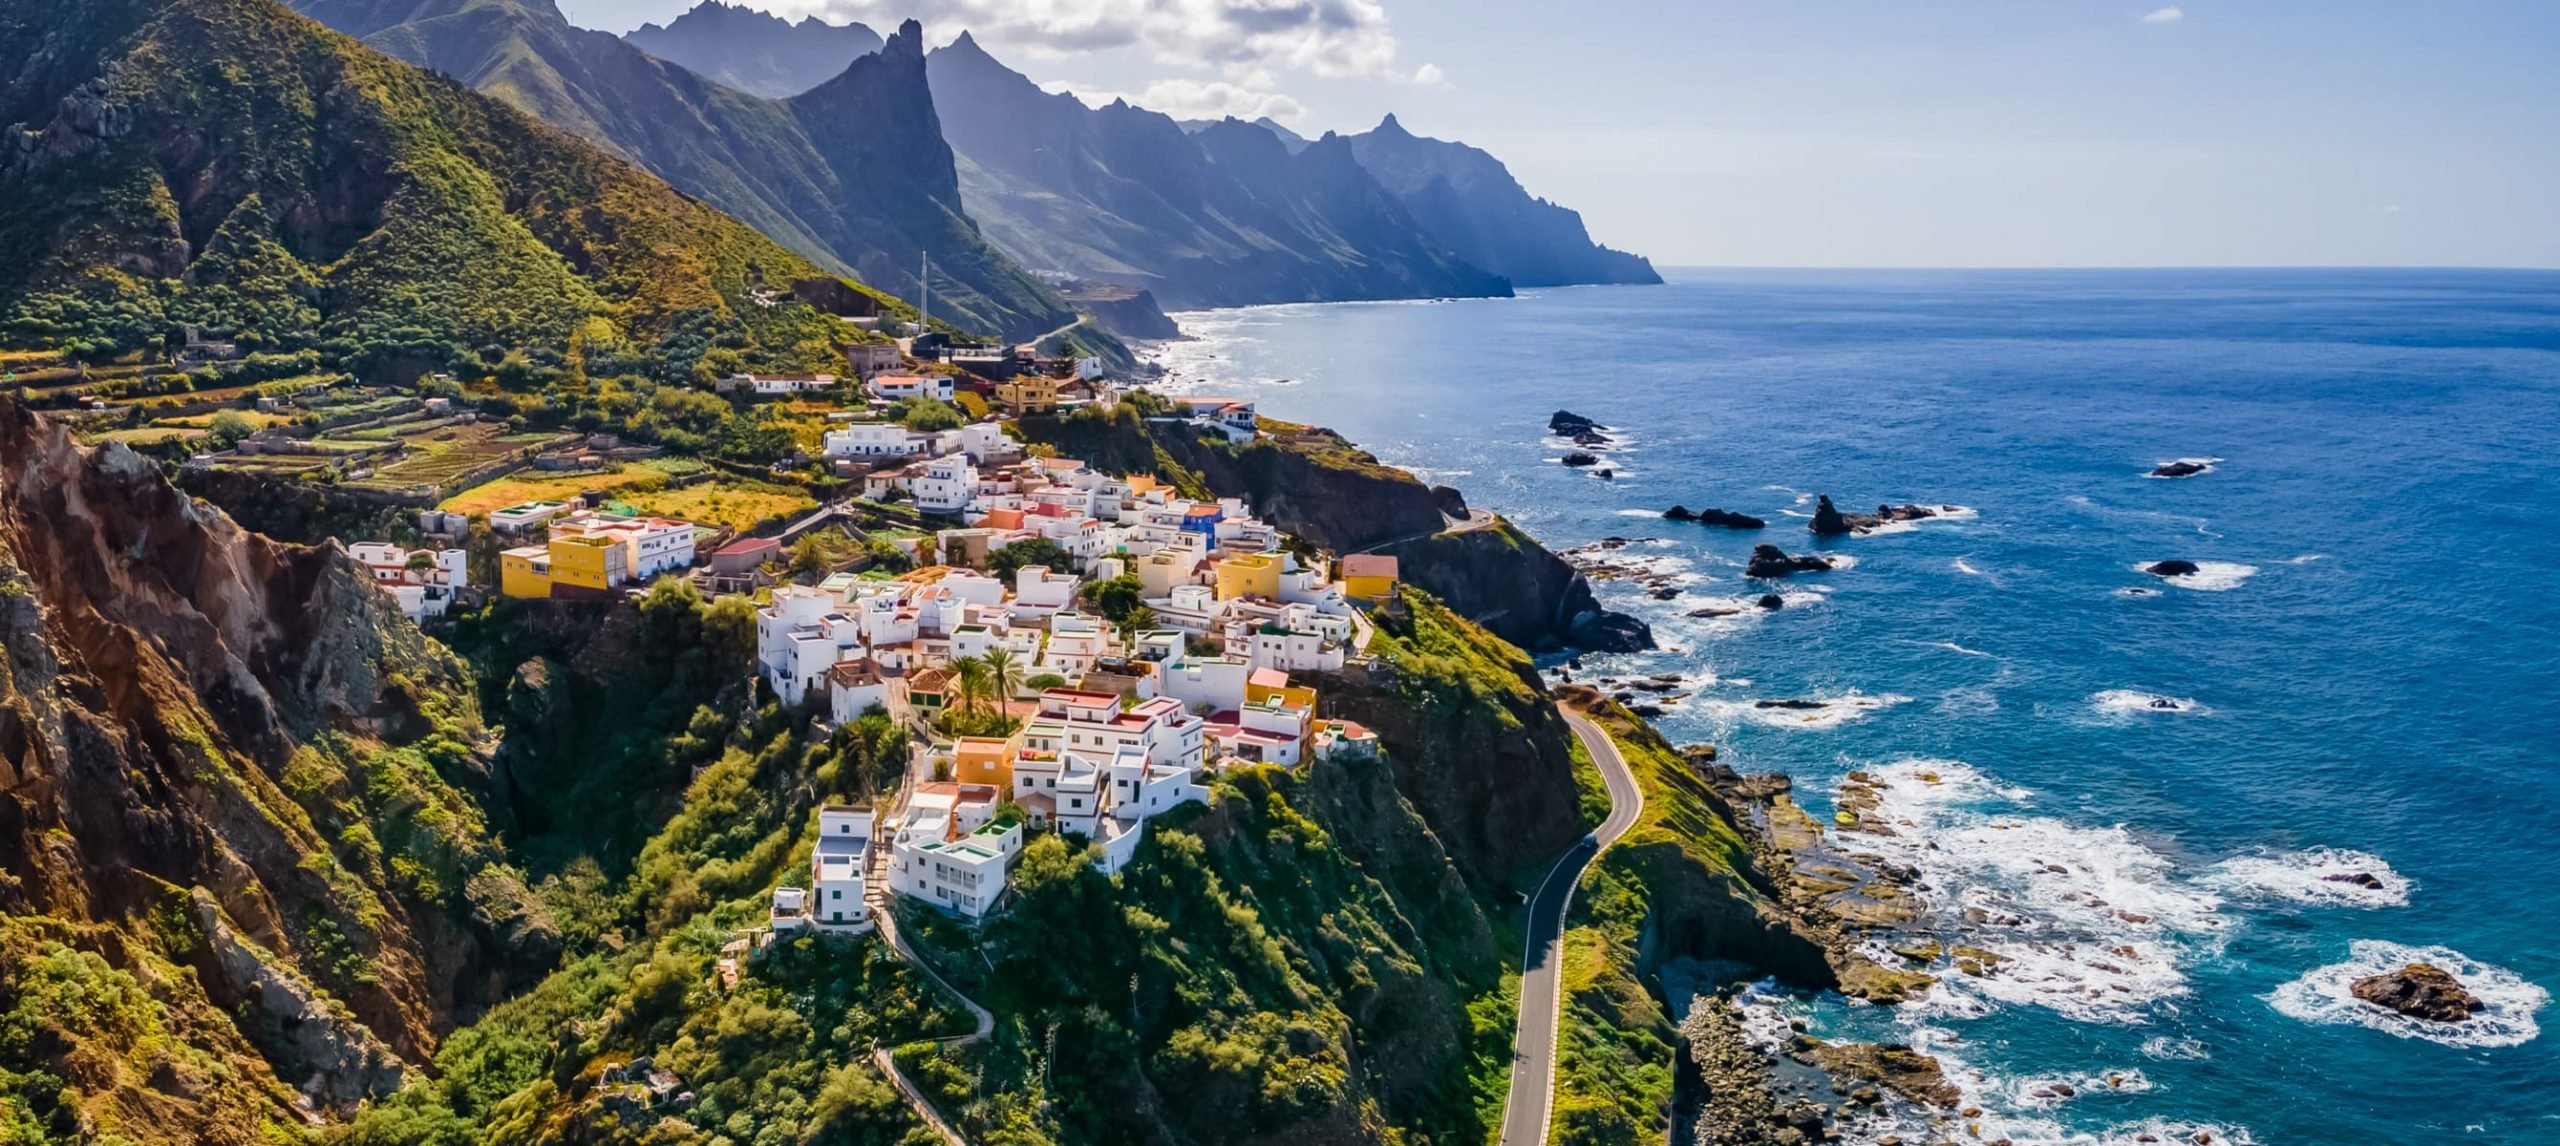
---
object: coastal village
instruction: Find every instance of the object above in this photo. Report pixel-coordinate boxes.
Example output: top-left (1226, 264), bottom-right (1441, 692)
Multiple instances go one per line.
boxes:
top-left (277, 334), bottom-right (1397, 939)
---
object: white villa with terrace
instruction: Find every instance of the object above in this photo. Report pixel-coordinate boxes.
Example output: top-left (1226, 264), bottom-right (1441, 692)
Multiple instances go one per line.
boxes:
top-left (347, 542), bottom-right (468, 622)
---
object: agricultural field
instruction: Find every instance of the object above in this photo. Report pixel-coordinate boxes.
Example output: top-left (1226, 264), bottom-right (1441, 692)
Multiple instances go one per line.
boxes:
top-left (615, 479), bottom-right (814, 532)
top-left (343, 422), bottom-right (566, 495)
top-left (442, 457), bottom-right (812, 532)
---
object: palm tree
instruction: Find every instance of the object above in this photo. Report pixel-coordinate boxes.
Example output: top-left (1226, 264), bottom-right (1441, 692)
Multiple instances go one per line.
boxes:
top-left (950, 655), bottom-right (991, 723)
top-left (982, 647), bottom-right (1025, 727)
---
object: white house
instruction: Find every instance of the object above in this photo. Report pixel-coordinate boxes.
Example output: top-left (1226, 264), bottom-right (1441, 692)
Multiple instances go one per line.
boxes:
top-left (958, 421), bottom-right (1013, 463)
top-left (347, 542), bottom-right (468, 622)
top-left (886, 783), bottom-right (1020, 918)
top-left (828, 659), bottom-right (891, 724)
top-left (823, 422), bottom-right (930, 459)
top-left (757, 586), bottom-right (862, 704)
top-left (1010, 565), bottom-right (1079, 620)
top-left (810, 806), bottom-right (873, 930)
top-left (1159, 652), bottom-right (1252, 715)
top-left (489, 500), bottom-right (572, 532)
top-left (549, 512), bottom-right (696, 580)
top-left (722, 373), bottom-right (838, 397)
top-left (1144, 584), bottom-right (1225, 634)
top-left (866, 374), bottom-right (955, 403)
top-left (912, 456), bottom-right (978, 515)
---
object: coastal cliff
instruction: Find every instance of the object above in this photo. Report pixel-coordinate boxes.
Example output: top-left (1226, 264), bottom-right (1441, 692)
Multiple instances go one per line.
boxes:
top-left (1023, 404), bottom-right (1652, 652)
top-left (0, 400), bottom-right (535, 1139)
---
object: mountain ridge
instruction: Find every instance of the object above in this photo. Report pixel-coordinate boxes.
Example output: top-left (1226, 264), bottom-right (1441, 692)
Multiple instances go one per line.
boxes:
top-left (1346, 113), bottom-right (1661, 288)
top-left (625, 0), bottom-right (880, 99)
top-left (286, 0), bottom-right (1080, 340)
top-left (925, 31), bottom-right (1514, 310)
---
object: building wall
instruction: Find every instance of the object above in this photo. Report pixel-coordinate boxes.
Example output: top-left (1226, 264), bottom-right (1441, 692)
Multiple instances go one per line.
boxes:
top-left (1215, 554), bottom-right (1282, 601)
top-left (499, 552), bottom-right (551, 599)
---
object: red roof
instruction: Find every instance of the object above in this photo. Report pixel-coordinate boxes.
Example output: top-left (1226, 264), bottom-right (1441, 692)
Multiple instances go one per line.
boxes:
top-left (716, 537), bottom-right (781, 557)
top-left (1341, 554), bottom-right (1398, 579)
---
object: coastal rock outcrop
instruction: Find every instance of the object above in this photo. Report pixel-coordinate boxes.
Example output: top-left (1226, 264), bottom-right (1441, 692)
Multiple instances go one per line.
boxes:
top-left (1560, 451), bottom-right (1600, 468)
top-left (2144, 560), bottom-right (2203, 578)
top-left (1747, 545), bottom-right (1834, 578)
top-left (1665, 506), bottom-right (1767, 529)
top-left (2351, 963), bottom-right (2482, 1023)
top-left (1549, 409), bottom-right (1607, 438)
top-left (1810, 494), bottom-right (1957, 536)
top-left (2150, 460), bottom-right (2212, 479)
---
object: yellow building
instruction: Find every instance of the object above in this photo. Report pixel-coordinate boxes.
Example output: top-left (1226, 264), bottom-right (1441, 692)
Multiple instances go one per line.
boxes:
top-left (499, 535), bottom-right (630, 600)
top-left (1340, 554), bottom-right (1400, 603)
top-left (499, 546), bottom-right (553, 599)
top-left (996, 376), bottom-right (1063, 417)
top-left (544, 534), bottom-right (628, 598)
top-left (1215, 552), bottom-right (1283, 601)
top-left (952, 734), bottom-right (1019, 790)
top-left (1246, 667), bottom-right (1317, 712)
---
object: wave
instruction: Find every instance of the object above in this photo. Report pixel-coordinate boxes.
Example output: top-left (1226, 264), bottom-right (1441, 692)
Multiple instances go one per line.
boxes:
top-left (2202, 848), bottom-right (2412, 909)
top-left (2089, 689), bottom-right (2209, 717)
top-left (2136, 561), bottom-right (2258, 592)
top-left (1834, 759), bottom-right (2230, 1024)
top-left (2139, 1035), bottom-right (2210, 1061)
top-left (1953, 556), bottom-right (1985, 576)
top-left (2267, 941), bottom-right (2546, 1048)
top-left (1925, 641), bottom-right (1996, 658)
top-left (1696, 690), bottom-right (1911, 730)
top-left (2287, 553), bottom-right (2329, 565)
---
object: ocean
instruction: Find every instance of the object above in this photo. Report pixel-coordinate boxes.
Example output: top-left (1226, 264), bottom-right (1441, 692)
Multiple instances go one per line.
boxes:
top-left (1146, 269), bottom-right (2560, 1145)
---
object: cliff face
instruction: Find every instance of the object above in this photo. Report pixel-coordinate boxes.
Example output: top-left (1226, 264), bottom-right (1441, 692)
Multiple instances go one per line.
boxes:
top-left (1149, 421), bottom-right (1650, 652)
top-left (0, 400), bottom-right (528, 1138)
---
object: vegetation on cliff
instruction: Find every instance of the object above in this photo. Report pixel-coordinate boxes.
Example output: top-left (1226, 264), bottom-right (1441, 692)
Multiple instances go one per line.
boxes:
top-left (2, 0), bottom-right (904, 371)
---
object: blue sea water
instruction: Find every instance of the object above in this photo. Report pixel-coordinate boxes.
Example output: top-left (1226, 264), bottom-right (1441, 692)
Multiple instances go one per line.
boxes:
top-left (1148, 269), bottom-right (2560, 1145)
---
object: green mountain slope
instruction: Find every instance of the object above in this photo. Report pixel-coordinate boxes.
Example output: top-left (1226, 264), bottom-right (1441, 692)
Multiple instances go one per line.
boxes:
top-left (0, 0), bottom-right (882, 371)
top-left (625, 0), bottom-right (879, 99)
top-left (926, 32), bottom-right (1513, 309)
top-left (288, 0), bottom-right (1078, 340)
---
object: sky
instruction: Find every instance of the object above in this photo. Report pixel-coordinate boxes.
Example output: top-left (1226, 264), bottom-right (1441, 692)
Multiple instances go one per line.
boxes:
top-left (561, 1), bottom-right (2560, 268)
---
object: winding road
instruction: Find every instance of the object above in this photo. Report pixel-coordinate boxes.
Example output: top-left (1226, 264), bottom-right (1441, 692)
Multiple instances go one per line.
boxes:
top-left (1498, 709), bottom-right (1645, 1146)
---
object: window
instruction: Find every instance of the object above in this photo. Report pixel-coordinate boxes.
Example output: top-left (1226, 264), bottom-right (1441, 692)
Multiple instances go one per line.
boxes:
top-left (831, 889), bottom-right (842, 899)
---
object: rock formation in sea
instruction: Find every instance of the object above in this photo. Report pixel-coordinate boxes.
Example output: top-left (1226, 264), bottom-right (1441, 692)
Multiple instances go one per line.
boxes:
top-left (2151, 460), bottom-right (2212, 478)
top-left (1748, 545), bottom-right (1835, 578)
top-left (2352, 963), bottom-right (2483, 1023)
top-left (1665, 506), bottom-right (1768, 529)
top-left (1810, 494), bottom-right (1951, 536)
top-left (2145, 559), bottom-right (2203, 577)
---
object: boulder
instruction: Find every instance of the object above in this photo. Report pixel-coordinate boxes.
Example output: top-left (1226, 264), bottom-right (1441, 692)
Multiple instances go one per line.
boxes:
top-left (1748, 544), bottom-right (1834, 578)
top-left (2351, 963), bottom-right (2482, 1023)
top-left (1813, 494), bottom-right (1948, 535)
top-left (1665, 505), bottom-right (1767, 529)
top-left (1567, 608), bottom-right (1655, 653)
top-left (2150, 460), bottom-right (2210, 479)
top-left (2324, 871), bottom-right (2387, 890)
top-left (1560, 451), bottom-right (1600, 468)
top-left (1757, 594), bottom-right (1785, 610)
top-left (1549, 409), bottom-right (1606, 436)
top-left (2143, 560), bottom-right (2202, 578)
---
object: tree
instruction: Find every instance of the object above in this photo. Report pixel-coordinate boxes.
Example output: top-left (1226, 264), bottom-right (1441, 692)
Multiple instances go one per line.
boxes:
top-left (950, 655), bottom-right (991, 722)
top-left (987, 538), bottom-right (1074, 581)
top-left (982, 647), bottom-right (1024, 715)
top-left (205, 409), bottom-right (256, 449)
top-left (896, 396), bottom-right (963, 432)
top-left (790, 532), bottom-right (834, 578)
top-left (1086, 575), bottom-right (1146, 625)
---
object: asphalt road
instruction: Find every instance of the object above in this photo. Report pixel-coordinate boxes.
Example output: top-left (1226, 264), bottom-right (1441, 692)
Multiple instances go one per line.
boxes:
top-left (1498, 709), bottom-right (1646, 1146)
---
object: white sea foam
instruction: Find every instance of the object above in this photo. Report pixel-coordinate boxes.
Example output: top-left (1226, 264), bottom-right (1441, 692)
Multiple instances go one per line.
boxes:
top-left (1925, 640), bottom-right (1996, 658)
top-left (1953, 556), bottom-right (1985, 576)
top-left (1835, 759), bottom-right (2229, 1023)
top-left (2201, 847), bottom-right (2412, 908)
top-left (2139, 1035), bottom-right (2211, 1061)
top-left (2268, 941), bottom-right (2547, 1047)
top-left (1696, 691), bottom-right (1911, 730)
top-left (2136, 561), bottom-right (2258, 592)
top-left (1850, 504), bottom-right (1981, 536)
top-left (1868, 1027), bottom-right (2253, 1146)
top-left (2287, 553), bottom-right (2329, 565)
top-left (2090, 689), bottom-right (2210, 718)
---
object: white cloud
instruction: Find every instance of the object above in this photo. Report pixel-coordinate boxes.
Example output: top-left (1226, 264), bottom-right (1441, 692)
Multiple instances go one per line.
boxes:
top-left (1041, 77), bottom-right (1308, 126)
top-left (2141, 6), bottom-right (2184, 23)
top-left (2377, 203), bottom-right (2404, 214)
top-left (782, 0), bottom-right (1412, 81)
top-left (1411, 62), bottom-right (1446, 87)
